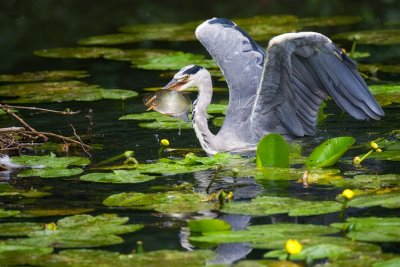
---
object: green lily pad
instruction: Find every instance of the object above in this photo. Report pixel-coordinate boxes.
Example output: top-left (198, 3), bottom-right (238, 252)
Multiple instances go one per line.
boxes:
top-left (34, 249), bottom-right (213, 267)
top-left (331, 174), bottom-right (400, 190)
top-left (348, 192), bottom-right (400, 209)
top-left (332, 29), bottom-right (400, 45)
top-left (256, 133), bottom-right (289, 168)
top-left (80, 170), bottom-right (155, 184)
top-left (0, 244), bottom-right (53, 266)
top-left (299, 16), bottom-right (362, 27)
top-left (103, 191), bottom-right (214, 214)
top-left (331, 217), bottom-right (400, 242)
top-left (374, 257), bottom-right (400, 267)
top-left (34, 47), bottom-right (121, 59)
top-left (79, 33), bottom-right (146, 45)
top-left (222, 196), bottom-right (343, 217)
top-left (0, 209), bottom-right (20, 218)
top-left (234, 15), bottom-right (299, 41)
top-left (19, 208), bottom-right (93, 218)
top-left (368, 84), bottom-right (400, 107)
top-left (306, 136), bottom-right (355, 168)
top-left (132, 51), bottom-right (216, 70)
top-left (359, 64), bottom-right (400, 75)
top-left (0, 81), bottom-right (138, 103)
top-left (188, 218), bottom-right (231, 233)
top-left (190, 223), bottom-right (338, 244)
top-left (3, 214), bottom-right (144, 248)
top-left (0, 183), bottom-right (51, 198)
top-left (120, 111), bottom-right (192, 130)
top-left (0, 70), bottom-right (89, 82)
top-left (11, 154), bottom-right (89, 179)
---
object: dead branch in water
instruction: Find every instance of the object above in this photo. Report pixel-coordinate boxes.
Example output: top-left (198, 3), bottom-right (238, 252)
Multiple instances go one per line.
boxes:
top-left (0, 104), bottom-right (91, 156)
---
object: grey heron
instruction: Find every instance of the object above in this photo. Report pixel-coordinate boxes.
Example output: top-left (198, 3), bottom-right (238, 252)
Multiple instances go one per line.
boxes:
top-left (163, 18), bottom-right (384, 155)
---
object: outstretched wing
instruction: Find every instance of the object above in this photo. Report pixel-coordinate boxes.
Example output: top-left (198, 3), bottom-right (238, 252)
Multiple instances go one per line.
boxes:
top-left (250, 32), bottom-right (384, 137)
top-left (195, 18), bottom-right (265, 128)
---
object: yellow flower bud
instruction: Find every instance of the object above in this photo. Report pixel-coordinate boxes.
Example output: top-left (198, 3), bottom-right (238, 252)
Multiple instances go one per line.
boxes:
top-left (285, 239), bottom-right (302, 255)
top-left (370, 141), bottom-right (379, 150)
top-left (376, 148), bottom-right (382, 153)
top-left (342, 189), bottom-right (355, 200)
top-left (353, 156), bottom-right (361, 165)
top-left (160, 139), bottom-right (170, 147)
top-left (44, 222), bottom-right (57, 231)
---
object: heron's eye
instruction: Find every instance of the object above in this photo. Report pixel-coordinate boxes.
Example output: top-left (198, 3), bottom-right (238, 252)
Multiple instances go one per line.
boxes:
top-left (180, 75), bottom-right (189, 82)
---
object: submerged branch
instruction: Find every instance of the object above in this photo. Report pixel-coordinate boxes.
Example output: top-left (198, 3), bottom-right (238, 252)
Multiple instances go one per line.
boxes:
top-left (0, 104), bottom-right (90, 155)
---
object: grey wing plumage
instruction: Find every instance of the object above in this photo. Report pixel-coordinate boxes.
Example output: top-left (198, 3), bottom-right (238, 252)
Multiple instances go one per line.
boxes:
top-left (195, 18), bottom-right (265, 129)
top-left (250, 32), bottom-right (384, 137)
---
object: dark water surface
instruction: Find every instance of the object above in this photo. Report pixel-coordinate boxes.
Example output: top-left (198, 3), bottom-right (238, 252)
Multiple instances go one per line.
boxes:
top-left (1, 0), bottom-right (400, 265)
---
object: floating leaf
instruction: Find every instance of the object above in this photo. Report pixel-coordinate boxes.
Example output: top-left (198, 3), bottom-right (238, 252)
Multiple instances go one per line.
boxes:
top-left (11, 154), bottom-right (89, 169)
top-left (0, 209), bottom-right (20, 218)
top-left (332, 29), bottom-right (400, 45)
top-left (234, 15), bottom-right (299, 40)
top-left (132, 51), bottom-right (216, 70)
top-left (0, 183), bottom-right (51, 198)
top-left (103, 191), bottom-right (214, 214)
top-left (331, 174), bottom-right (400, 190)
top-left (299, 16), bottom-right (362, 27)
top-left (369, 84), bottom-right (400, 107)
top-left (331, 217), bottom-right (400, 242)
top-left (188, 218), bottom-right (231, 233)
top-left (17, 168), bottom-right (84, 178)
top-left (190, 223), bottom-right (338, 244)
top-left (256, 133), bottom-right (289, 168)
top-left (0, 70), bottom-right (89, 82)
top-left (34, 47), bottom-right (121, 59)
top-left (0, 245), bottom-right (53, 266)
top-left (80, 170), bottom-right (155, 184)
top-left (19, 208), bottom-right (93, 218)
top-left (306, 136), bottom-right (355, 168)
top-left (0, 81), bottom-right (138, 103)
top-left (35, 249), bottom-right (213, 267)
top-left (222, 196), bottom-right (342, 217)
top-left (3, 214), bottom-right (144, 248)
top-left (348, 192), bottom-right (400, 209)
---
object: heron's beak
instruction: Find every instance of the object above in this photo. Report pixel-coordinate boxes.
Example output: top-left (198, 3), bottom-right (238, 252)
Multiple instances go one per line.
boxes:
top-left (163, 78), bottom-right (185, 91)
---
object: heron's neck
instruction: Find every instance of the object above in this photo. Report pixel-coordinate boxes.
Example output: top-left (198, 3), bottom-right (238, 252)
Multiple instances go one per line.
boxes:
top-left (192, 75), bottom-right (217, 154)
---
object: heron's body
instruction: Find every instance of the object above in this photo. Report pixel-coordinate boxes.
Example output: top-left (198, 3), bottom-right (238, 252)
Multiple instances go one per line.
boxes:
top-left (164, 18), bottom-right (384, 155)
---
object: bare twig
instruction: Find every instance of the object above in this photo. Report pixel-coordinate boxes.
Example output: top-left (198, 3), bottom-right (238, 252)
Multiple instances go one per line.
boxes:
top-left (0, 104), bottom-right (80, 115)
top-left (70, 124), bottom-right (91, 156)
top-left (85, 109), bottom-right (94, 144)
top-left (1, 107), bottom-right (48, 141)
top-left (0, 127), bottom-right (25, 133)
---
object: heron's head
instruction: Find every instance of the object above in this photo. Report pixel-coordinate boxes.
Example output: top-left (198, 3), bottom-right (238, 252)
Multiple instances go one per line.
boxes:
top-left (163, 65), bottom-right (206, 91)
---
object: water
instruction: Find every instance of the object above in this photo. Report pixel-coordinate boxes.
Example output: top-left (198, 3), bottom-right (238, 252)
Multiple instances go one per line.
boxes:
top-left (1, 1), bottom-right (400, 265)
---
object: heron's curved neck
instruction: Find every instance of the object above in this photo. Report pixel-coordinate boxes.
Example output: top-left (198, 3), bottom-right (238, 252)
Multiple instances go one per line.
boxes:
top-left (192, 73), bottom-right (217, 154)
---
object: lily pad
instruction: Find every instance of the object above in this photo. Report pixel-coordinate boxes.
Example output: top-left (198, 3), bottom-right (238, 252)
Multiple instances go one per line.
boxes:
top-left (234, 15), bottom-right (299, 41)
top-left (348, 192), bottom-right (400, 209)
top-left (0, 244), bottom-right (53, 266)
top-left (222, 196), bottom-right (343, 217)
top-left (331, 174), bottom-right (400, 190)
top-left (19, 208), bottom-right (93, 218)
top-left (299, 16), bottom-right (362, 27)
top-left (369, 84), bottom-right (400, 107)
top-left (190, 223), bottom-right (339, 244)
top-left (188, 218), bottom-right (231, 233)
top-left (80, 170), bottom-right (155, 184)
top-left (0, 70), bottom-right (89, 82)
top-left (3, 213), bottom-right (144, 248)
top-left (34, 249), bottom-right (213, 267)
top-left (103, 191), bottom-right (215, 214)
top-left (0, 183), bottom-right (51, 198)
top-left (0, 209), bottom-right (20, 218)
top-left (332, 29), bottom-right (400, 45)
top-left (306, 136), bottom-right (355, 168)
top-left (11, 154), bottom-right (89, 179)
top-left (34, 47), bottom-right (121, 59)
top-left (120, 111), bottom-right (192, 130)
top-left (331, 217), bottom-right (400, 242)
top-left (0, 81), bottom-right (138, 103)
top-left (132, 51), bottom-right (216, 70)
top-left (256, 133), bottom-right (289, 168)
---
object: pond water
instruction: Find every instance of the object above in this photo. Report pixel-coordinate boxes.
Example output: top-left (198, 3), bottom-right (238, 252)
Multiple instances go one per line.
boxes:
top-left (1, 1), bottom-right (400, 266)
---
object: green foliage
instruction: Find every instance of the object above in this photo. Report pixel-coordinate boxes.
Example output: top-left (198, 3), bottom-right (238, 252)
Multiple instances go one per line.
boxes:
top-left (188, 218), bottom-right (231, 233)
top-left (332, 217), bottom-right (400, 242)
top-left (80, 170), bottom-right (155, 184)
top-left (222, 196), bottom-right (342, 217)
top-left (306, 137), bottom-right (355, 168)
top-left (333, 29), bottom-right (400, 45)
top-left (0, 70), bottom-right (89, 82)
top-left (0, 81), bottom-right (138, 103)
top-left (256, 133), bottom-right (289, 168)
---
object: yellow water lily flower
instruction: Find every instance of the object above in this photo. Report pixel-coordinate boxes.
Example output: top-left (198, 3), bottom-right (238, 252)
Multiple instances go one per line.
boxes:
top-left (285, 239), bottom-right (302, 255)
top-left (342, 189), bottom-right (355, 200)
top-left (160, 139), bottom-right (170, 147)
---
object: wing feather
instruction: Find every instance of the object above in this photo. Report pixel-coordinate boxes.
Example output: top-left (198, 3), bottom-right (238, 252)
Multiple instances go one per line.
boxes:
top-left (250, 32), bottom-right (384, 138)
